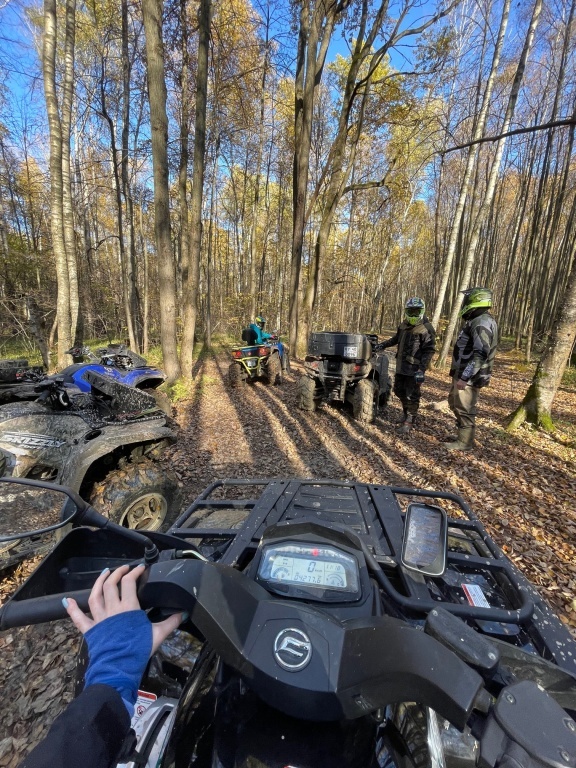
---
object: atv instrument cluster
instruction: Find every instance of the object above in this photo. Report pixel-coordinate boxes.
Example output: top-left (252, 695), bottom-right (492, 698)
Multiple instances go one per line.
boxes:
top-left (257, 542), bottom-right (360, 597)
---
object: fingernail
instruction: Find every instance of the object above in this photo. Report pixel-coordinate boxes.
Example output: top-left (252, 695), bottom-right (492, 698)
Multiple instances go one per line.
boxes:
top-left (100, 567), bottom-right (109, 575)
top-left (62, 597), bottom-right (69, 608)
top-left (181, 612), bottom-right (189, 623)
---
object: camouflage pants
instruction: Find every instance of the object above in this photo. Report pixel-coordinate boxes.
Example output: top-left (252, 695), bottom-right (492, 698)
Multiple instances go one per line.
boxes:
top-left (448, 377), bottom-right (479, 428)
top-left (393, 374), bottom-right (422, 416)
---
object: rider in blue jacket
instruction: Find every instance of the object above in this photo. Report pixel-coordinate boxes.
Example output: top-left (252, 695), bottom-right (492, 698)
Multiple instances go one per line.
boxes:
top-left (19, 565), bottom-right (183, 768)
top-left (249, 315), bottom-right (272, 345)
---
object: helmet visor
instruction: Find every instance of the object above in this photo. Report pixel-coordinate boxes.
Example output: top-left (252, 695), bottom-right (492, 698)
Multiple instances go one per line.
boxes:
top-left (406, 307), bottom-right (423, 317)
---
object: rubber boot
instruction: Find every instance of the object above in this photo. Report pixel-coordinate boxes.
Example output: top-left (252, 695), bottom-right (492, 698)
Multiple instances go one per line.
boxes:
top-left (397, 408), bottom-right (409, 424)
top-left (398, 414), bottom-right (414, 435)
top-left (441, 419), bottom-right (461, 443)
top-left (444, 426), bottom-right (475, 451)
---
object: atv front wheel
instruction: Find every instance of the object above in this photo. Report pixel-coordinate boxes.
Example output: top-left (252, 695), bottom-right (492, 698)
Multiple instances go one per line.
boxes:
top-left (265, 353), bottom-right (282, 385)
top-left (298, 375), bottom-right (318, 411)
top-left (89, 460), bottom-right (181, 531)
top-left (228, 362), bottom-right (246, 388)
top-left (352, 379), bottom-right (376, 423)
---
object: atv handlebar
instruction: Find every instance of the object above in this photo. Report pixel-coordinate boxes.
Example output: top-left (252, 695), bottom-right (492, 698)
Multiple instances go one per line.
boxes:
top-left (0, 590), bottom-right (91, 627)
top-left (1, 554), bottom-right (575, 768)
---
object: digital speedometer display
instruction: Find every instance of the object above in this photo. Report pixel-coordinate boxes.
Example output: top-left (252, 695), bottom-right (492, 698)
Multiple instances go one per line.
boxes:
top-left (258, 543), bottom-right (359, 593)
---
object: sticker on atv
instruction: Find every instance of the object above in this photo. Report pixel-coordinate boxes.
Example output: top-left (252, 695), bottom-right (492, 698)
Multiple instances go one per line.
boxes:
top-left (462, 583), bottom-right (490, 608)
top-left (1, 432), bottom-right (66, 449)
top-left (133, 689), bottom-right (157, 723)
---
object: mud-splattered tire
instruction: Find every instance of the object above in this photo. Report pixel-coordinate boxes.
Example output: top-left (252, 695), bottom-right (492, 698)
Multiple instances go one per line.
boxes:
top-left (228, 362), bottom-right (245, 388)
top-left (352, 379), bottom-right (376, 423)
top-left (265, 353), bottom-right (282, 385)
top-left (298, 375), bottom-right (318, 411)
top-left (89, 460), bottom-right (181, 531)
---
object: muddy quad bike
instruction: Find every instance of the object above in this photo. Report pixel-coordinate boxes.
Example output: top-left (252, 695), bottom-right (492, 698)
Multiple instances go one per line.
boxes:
top-left (61, 344), bottom-right (166, 392)
top-left (57, 345), bottom-right (171, 414)
top-left (2, 477), bottom-right (576, 768)
top-left (298, 331), bottom-right (391, 423)
top-left (0, 358), bottom-right (45, 405)
top-left (228, 328), bottom-right (289, 387)
top-left (0, 371), bottom-right (180, 570)
top-left (0, 345), bottom-right (170, 412)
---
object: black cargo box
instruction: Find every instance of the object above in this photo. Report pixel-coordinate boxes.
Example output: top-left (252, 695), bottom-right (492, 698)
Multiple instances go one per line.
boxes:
top-left (308, 332), bottom-right (372, 360)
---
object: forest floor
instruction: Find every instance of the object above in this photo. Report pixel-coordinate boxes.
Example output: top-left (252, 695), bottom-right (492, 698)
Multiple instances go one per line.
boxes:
top-left (1, 343), bottom-right (576, 765)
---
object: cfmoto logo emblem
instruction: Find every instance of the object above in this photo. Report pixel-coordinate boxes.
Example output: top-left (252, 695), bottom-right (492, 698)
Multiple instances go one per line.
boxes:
top-left (273, 628), bottom-right (312, 671)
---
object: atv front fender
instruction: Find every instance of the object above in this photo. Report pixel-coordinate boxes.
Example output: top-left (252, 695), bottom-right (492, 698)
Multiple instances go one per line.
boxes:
top-left (63, 422), bottom-right (176, 491)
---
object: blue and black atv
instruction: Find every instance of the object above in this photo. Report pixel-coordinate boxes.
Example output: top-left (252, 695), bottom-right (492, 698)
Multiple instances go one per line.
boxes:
top-left (228, 328), bottom-right (290, 387)
top-left (0, 345), bottom-right (170, 413)
top-left (61, 345), bottom-right (165, 392)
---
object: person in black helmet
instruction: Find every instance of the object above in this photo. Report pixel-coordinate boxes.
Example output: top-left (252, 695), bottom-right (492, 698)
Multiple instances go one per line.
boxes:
top-left (445, 287), bottom-right (498, 451)
top-left (376, 298), bottom-right (436, 434)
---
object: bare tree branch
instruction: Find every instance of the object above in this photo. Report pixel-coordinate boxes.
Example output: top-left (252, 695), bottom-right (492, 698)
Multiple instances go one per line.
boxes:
top-left (442, 117), bottom-right (576, 154)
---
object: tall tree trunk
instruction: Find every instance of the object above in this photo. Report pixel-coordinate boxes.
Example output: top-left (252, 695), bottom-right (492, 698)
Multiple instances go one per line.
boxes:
top-left (248, 11), bottom-right (270, 321)
top-left (181, 0), bottom-right (211, 376)
top-left (205, 138), bottom-right (220, 348)
top-left (178, 0), bottom-right (190, 336)
top-left (121, 0), bottom-right (142, 350)
top-left (43, 0), bottom-right (72, 367)
top-left (142, 0), bottom-right (180, 380)
top-left (61, 0), bottom-right (79, 345)
top-left (290, 0), bottom-right (338, 352)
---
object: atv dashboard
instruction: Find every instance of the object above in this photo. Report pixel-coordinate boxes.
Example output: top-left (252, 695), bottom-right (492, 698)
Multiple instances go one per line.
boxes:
top-left (167, 478), bottom-right (576, 675)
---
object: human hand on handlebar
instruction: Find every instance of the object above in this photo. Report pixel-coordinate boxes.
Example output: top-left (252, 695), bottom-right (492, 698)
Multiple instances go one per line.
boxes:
top-left (64, 564), bottom-right (183, 654)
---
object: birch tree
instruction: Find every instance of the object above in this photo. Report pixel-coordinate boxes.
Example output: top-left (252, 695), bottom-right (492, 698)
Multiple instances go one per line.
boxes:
top-left (142, 0), bottom-right (180, 380)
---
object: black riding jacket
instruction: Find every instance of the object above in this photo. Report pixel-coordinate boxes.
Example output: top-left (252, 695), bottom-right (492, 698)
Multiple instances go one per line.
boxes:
top-left (20, 685), bottom-right (131, 768)
top-left (450, 309), bottom-right (498, 388)
top-left (377, 317), bottom-right (436, 376)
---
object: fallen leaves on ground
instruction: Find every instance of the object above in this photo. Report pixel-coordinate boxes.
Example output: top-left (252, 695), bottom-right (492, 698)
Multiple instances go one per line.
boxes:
top-left (1, 344), bottom-right (575, 765)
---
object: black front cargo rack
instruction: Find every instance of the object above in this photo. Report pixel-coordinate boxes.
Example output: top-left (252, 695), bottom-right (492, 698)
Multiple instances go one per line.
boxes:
top-left (167, 479), bottom-right (556, 629)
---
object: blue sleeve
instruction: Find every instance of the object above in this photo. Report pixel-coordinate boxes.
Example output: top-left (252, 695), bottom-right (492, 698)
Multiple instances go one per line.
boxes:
top-left (84, 610), bottom-right (152, 714)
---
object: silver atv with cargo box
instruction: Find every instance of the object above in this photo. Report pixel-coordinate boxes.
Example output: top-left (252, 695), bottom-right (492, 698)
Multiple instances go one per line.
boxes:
top-left (0, 371), bottom-right (180, 569)
top-left (298, 331), bottom-right (391, 423)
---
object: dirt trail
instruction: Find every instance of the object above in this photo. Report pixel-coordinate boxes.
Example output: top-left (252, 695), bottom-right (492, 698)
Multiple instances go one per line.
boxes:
top-left (1, 348), bottom-right (576, 765)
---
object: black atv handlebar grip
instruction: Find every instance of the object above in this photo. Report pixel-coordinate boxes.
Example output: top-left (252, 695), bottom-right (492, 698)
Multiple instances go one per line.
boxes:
top-left (0, 590), bottom-right (91, 630)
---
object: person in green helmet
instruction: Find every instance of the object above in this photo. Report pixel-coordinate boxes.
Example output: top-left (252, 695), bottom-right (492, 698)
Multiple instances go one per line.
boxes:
top-left (375, 297), bottom-right (436, 434)
top-left (445, 287), bottom-right (498, 451)
top-left (249, 315), bottom-right (272, 345)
